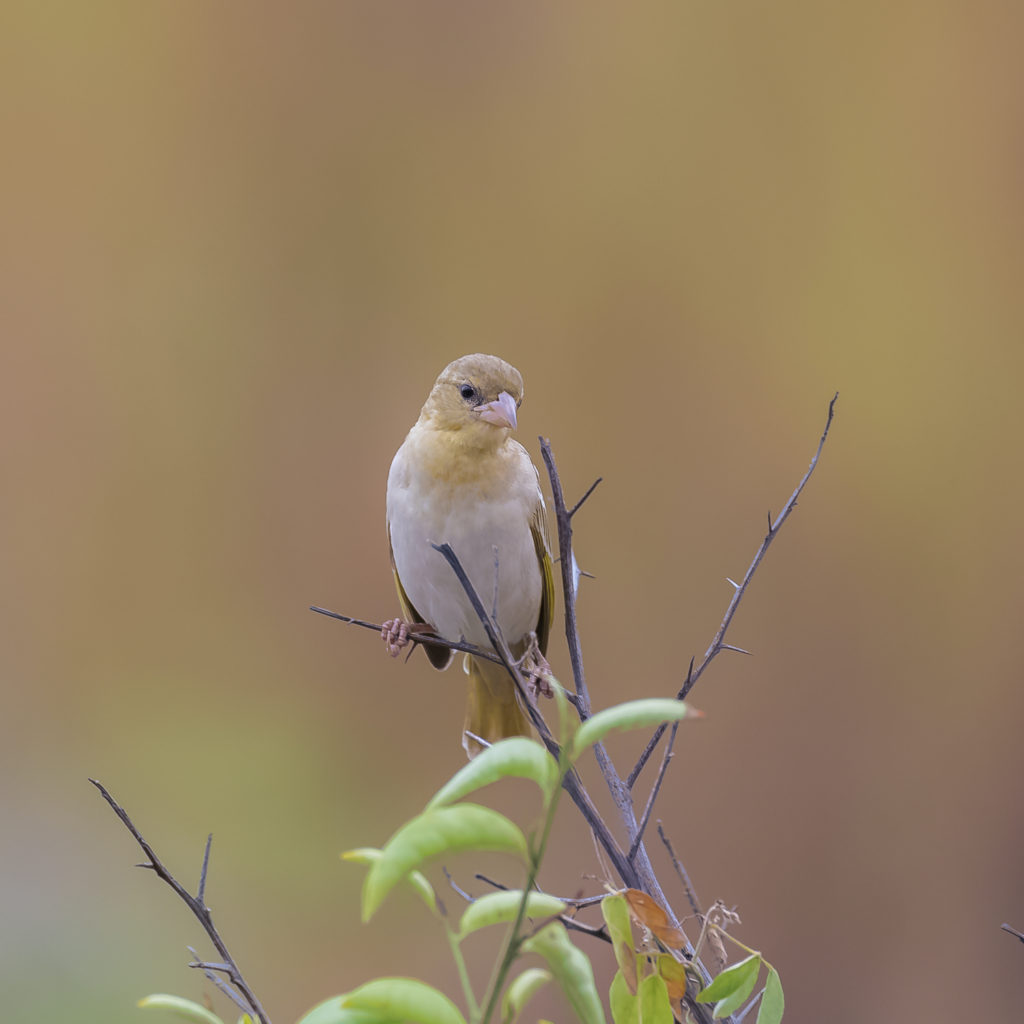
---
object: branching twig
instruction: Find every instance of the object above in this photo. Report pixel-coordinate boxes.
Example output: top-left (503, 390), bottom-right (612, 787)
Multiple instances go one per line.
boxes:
top-left (90, 780), bottom-right (271, 1024)
top-left (628, 392), bottom-right (839, 787)
top-left (539, 441), bottom-right (655, 870)
top-left (429, 542), bottom-right (637, 889)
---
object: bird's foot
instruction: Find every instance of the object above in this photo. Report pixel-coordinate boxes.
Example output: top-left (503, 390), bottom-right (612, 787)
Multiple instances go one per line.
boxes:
top-left (381, 618), bottom-right (411, 657)
top-left (519, 633), bottom-right (555, 699)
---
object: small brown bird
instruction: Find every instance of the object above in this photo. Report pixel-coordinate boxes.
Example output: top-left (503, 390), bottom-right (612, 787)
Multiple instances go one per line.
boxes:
top-left (383, 354), bottom-right (554, 757)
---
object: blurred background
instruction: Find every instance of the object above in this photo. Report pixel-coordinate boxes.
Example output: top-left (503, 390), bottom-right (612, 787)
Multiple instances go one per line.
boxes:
top-left (2, 3), bottom-right (1022, 1022)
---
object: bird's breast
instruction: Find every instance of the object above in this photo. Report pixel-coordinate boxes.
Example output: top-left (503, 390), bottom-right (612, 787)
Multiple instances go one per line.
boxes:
top-left (387, 432), bottom-right (543, 652)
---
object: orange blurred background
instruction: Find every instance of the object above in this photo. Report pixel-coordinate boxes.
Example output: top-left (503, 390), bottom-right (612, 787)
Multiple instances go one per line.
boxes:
top-left (3, 3), bottom-right (1022, 1022)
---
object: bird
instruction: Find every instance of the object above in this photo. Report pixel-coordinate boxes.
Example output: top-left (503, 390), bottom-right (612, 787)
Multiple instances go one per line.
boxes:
top-left (382, 353), bottom-right (555, 758)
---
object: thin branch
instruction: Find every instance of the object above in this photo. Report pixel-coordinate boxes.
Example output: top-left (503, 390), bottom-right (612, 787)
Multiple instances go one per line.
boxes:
top-left (628, 658), bottom-right (692, 789)
top-left (474, 873), bottom-right (606, 910)
top-left (429, 542), bottom-right (636, 888)
top-left (1002, 922), bottom-right (1024, 945)
top-left (628, 393), bottom-right (839, 783)
top-left (309, 605), bottom-right (505, 666)
top-left (569, 477), bottom-right (603, 519)
top-left (90, 780), bottom-right (271, 1024)
top-left (444, 866), bottom-right (475, 904)
top-left (538, 442), bottom-right (639, 856)
top-left (538, 439), bottom-right (593, 712)
top-left (197, 833), bottom-right (212, 908)
top-left (188, 947), bottom-right (254, 1015)
top-left (628, 721), bottom-right (679, 862)
top-left (658, 823), bottom-right (703, 921)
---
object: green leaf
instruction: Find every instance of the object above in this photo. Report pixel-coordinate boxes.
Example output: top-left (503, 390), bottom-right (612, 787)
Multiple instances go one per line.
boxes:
top-left (342, 847), bottom-right (436, 912)
top-left (426, 737), bottom-right (559, 809)
top-left (637, 974), bottom-right (674, 1024)
top-left (600, 893), bottom-right (633, 951)
top-left (608, 970), bottom-right (637, 1024)
top-left (293, 997), bottom-right (396, 1024)
top-left (138, 995), bottom-right (225, 1024)
top-left (342, 978), bottom-right (467, 1024)
top-left (502, 968), bottom-right (552, 1023)
top-left (362, 804), bottom-right (527, 920)
top-left (570, 700), bottom-right (699, 760)
top-left (458, 890), bottom-right (567, 937)
top-left (756, 967), bottom-right (785, 1024)
top-left (521, 922), bottom-right (607, 1024)
top-left (695, 954), bottom-right (761, 1016)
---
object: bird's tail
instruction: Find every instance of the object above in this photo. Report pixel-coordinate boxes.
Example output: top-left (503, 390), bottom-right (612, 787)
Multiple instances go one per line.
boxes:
top-left (462, 654), bottom-right (530, 758)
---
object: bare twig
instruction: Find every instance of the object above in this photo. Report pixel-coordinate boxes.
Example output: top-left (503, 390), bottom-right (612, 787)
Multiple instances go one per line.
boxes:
top-left (658, 823), bottom-right (703, 920)
top-left (538, 440), bottom-right (595, 713)
top-left (188, 947), bottom-right (254, 1015)
top-left (628, 658), bottom-right (693, 789)
top-left (443, 866), bottom-right (475, 904)
top-left (539, 441), bottom-right (650, 869)
top-left (429, 542), bottom-right (636, 888)
top-left (309, 606), bottom-right (505, 666)
top-left (1002, 922), bottom-right (1024, 944)
top-left (628, 721), bottom-right (679, 862)
top-left (197, 833), bottom-right (212, 907)
top-left (569, 476), bottom-right (603, 519)
top-left (90, 780), bottom-right (271, 1024)
top-left (628, 393), bottom-right (839, 785)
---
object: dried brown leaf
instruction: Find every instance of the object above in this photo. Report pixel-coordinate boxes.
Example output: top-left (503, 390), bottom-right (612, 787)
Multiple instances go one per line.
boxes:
top-left (623, 889), bottom-right (688, 948)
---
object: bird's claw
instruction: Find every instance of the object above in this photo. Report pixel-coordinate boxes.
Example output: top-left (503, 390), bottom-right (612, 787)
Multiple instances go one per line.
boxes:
top-left (519, 633), bottom-right (554, 699)
top-left (381, 618), bottom-right (410, 657)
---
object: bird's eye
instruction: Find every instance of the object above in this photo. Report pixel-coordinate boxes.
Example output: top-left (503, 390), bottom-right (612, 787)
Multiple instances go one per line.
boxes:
top-left (459, 383), bottom-right (477, 402)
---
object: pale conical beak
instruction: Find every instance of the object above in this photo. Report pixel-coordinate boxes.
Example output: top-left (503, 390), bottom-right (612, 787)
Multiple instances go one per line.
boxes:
top-left (477, 391), bottom-right (518, 430)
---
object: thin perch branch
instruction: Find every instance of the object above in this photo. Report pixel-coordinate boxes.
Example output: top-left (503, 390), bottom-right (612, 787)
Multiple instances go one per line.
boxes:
top-left (309, 605), bottom-right (505, 666)
top-left (429, 542), bottom-right (637, 888)
top-left (90, 780), bottom-right (271, 1024)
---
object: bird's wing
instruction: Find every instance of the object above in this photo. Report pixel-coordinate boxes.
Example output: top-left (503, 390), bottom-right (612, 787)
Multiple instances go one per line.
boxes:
top-left (388, 524), bottom-right (454, 670)
top-left (530, 499), bottom-right (556, 656)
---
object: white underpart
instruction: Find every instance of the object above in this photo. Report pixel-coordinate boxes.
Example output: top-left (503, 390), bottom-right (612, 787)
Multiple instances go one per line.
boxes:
top-left (387, 428), bottom-right (543, 652)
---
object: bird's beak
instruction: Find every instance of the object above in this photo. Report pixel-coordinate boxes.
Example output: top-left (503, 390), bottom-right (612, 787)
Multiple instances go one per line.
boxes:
top-left (477, 391), bottom-right (518, 430)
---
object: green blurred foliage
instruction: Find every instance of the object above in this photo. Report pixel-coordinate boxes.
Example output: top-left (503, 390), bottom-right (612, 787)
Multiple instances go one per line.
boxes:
top-left (2, 2), bottom-right (1022, 1023)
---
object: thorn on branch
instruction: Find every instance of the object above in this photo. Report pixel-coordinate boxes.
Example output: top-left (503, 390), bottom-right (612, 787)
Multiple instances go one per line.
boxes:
top-left (720, 644), bottom-right (752, 656)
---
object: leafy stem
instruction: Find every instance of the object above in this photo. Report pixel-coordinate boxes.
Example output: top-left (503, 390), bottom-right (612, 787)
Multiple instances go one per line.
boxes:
top-left (478, 750), bottom-right (568, 1024)
top-left (447, 922), bottom-right (481, 1021)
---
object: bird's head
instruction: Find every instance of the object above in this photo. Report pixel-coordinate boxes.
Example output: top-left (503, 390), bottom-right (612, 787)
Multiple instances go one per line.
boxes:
top-left (420, 354), bottom-right (525, 440)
